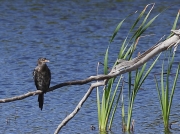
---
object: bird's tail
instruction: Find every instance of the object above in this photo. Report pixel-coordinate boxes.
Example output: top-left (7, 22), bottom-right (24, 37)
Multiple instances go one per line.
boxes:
top-left (38, 93), bottom-right (44, 110)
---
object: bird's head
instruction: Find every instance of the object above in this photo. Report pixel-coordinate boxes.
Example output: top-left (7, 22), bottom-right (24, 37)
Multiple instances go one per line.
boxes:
top-left (38, 58), bottom-right (50, 65)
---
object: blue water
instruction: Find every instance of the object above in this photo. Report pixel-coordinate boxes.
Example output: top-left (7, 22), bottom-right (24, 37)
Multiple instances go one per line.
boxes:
top-left (0, 0), bottom-right (180, 134)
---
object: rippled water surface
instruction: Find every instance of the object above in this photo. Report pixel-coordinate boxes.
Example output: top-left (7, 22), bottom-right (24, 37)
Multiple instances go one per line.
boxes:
top-left (0, 0), bottom-right (180, 134)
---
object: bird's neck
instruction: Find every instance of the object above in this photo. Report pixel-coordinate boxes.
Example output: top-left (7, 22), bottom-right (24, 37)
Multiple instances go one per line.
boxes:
top-left (39, 64), bottom-right (48, 71)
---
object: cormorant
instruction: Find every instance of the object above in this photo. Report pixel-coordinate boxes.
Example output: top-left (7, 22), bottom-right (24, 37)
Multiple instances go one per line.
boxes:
top-left (33, 58), bottom-right (51, 110)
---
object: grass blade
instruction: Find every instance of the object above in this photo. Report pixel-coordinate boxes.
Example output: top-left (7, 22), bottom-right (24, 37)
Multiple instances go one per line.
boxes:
top-left (104, 47), bottom-right (109, 75)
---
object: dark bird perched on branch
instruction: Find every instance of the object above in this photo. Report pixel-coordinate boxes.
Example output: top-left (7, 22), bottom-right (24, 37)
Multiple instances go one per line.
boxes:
top-left (33, 58), bottom-right (51, 110)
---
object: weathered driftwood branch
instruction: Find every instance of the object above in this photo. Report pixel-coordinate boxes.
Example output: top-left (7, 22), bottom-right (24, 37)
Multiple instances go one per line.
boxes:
top-left (54, 81), bottom-right (105, 134)
top-left (0, 90), bottom-right (42, 103)
top-left (54, 30), bottom-right (180, 134)
top-left (0, 73), bottom-right (128, 103)
top-left (0, 30), bottom-right (179, 133)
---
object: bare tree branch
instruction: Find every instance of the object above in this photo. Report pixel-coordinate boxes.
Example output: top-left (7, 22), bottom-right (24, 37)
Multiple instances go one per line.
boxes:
top-left (0, 31), bottom-right (179, 104)
top-left (54, 31), bottom-right (180, 133)
top-left (54, 81), bottom-right (105, 134)
top-left (0, 73), bottom-right (124, 103)
top-left (0, 90), bottom-right (42, 103)
top-left (0, 30), bottom-right (179, 133)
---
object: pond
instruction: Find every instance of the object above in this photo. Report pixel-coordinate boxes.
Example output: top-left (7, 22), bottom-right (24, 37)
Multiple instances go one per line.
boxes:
top-left (0, 0), bottom-right (180, 134)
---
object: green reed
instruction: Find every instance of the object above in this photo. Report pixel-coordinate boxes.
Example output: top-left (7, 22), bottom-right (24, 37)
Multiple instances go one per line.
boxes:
top-left (154, 53), bottom-right (180, 131)
top-left (154, 10), bottom-right (180, 131)
top-left (96, 3), bottom-right (162, 132)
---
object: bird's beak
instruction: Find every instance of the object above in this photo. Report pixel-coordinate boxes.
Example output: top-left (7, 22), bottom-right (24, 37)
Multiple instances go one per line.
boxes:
top-left (44, 59), bottom-right (50, 62)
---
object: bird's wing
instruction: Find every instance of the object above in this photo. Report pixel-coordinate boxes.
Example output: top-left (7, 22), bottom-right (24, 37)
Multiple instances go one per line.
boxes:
top-left (33, 66), bottom-right (38, 80)
top-left (47, 67), bottom-right (51, 88)
top-left (33, 66), bottom-right (40, 89)
top-left (33, 69), bottom-right (36, 80)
